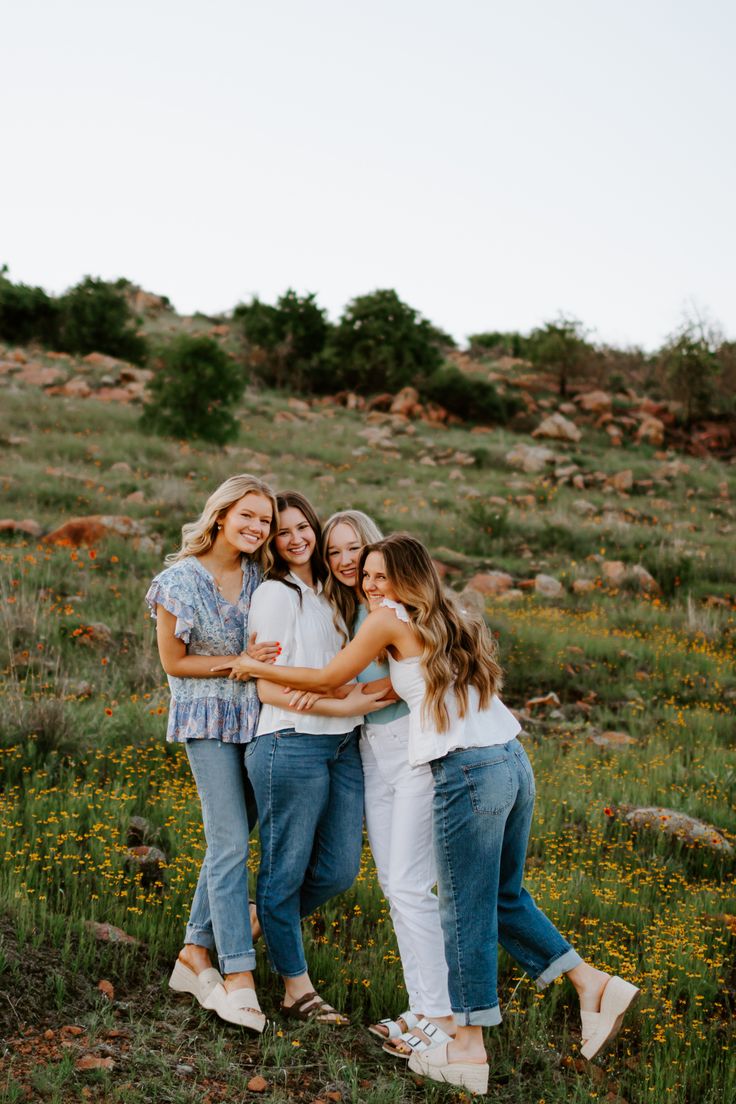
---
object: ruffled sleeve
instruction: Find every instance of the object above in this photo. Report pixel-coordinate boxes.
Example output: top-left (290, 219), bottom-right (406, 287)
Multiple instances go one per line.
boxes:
top-left (145, 568), bottom-right (196, 644)
top-left (380, 598), bottom-right (410, 623)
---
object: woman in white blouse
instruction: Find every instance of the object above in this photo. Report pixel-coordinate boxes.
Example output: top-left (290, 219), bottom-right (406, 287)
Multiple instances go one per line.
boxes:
top-left (245, 491), bottom-right (385, 1024)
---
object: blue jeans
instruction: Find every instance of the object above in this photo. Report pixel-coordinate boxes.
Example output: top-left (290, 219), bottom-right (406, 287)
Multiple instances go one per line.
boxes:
top-left (246, 728), bottom-right (364, 978)
top-left (431, 738), bottom-right (582, 1026)
top-left (184, 739), bottom-right (258, 974)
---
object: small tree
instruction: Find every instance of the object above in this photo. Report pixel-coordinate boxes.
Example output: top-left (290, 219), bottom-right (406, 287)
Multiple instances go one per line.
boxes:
top-left (324, 289), bottom-right (452, 394)
top-left (527, 315), bottom-right (591, 397)
top-left (0, 266), bottom-right (60, 346)
top-left (58, 276), bottom-right (148, 364)
top-left (235, 289), bottom-right (330, 392)
top-left (658, 325), bottom-right (721, 424)
top-left (141, 335), bottom-right (245, 443)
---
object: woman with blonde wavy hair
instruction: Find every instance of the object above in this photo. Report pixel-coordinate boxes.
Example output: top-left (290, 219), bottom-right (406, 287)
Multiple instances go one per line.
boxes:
top-left (219, 532), bottom-right (640, 1093)
top-left (146, 473), bottom-right (280, 1034)
top-left (322, 512), bottom-right (453, 1056)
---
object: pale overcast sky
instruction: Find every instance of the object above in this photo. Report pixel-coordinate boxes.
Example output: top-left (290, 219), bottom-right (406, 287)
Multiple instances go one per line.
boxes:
top-left (1, 0), bottom-right (734, 349)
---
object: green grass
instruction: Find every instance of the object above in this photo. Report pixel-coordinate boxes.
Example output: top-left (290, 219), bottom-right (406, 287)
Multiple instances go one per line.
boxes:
top-left (1, 369), bottom-right (735, 1101)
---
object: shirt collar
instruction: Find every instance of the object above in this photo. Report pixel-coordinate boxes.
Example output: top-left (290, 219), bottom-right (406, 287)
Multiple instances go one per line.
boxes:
top-left (287, 571), bottom-right (322, 596)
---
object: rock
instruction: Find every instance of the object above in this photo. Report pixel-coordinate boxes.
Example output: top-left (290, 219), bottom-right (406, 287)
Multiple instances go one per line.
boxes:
top-left (636, 416), bottom-right (665, 446)
top-left (176, 1064), bottom-right (194, 1076)
top-left (576, 389), bottom-right (612, 414)
top-left (589, 731), bottom-right (637, 749)
top-left (458, 587), bottom-right (487, 618)
top-left (125, 490), bottom-right (145, 503)
top-left (42, 514), bottom-right (145, 547)
top-left (97, 979), bottom-right (115, 1001)
top-left (365, 392), bottom-right (394, 412)
top-left (83, 352), bottom-right (121, 372)
top-left (84, 921), bottom-right (140, 945)
top-left (655, 459), bottom-right (690, 479)
top-left (572, 579), bottom-right (596, 594)
top-left (76, 1055), bottom-right (114, 1071)
top-left (532, 413), bottom-right (582, 443)
top-left (466, 571), bottom-right (514, 596)
top-left (390, 386), bottom-right (420, 417)
top-left (496, 588), bottom-right (524, 602)
top-left (110, 461), bottom-right (132, 473)
top-left (54, 376), bottom-right (92, 398)
top-left (126, 845), bottom-right (167, 885)
top-left (247, 1075), bottom-right (269, 1093)
top-left (607, 470), bottom-right (633, 493)
top-left (17, 363), bottom-right (65, 387)
top-left (534, 574), bottom-right (564, 598)
top-left (571, 499), bottom-right (596, 516)
top-left (127, 816), bottom-right (152, 846)
top-left (505, 442), bottom-right (556, 473)
top-left (119, 364), bottom-right (152, 384)
top-left (616, 806), bottom-right (733, 855)
top-left (525, 691), bottom-right (561, 711)
top-left (606, 423), bottom-right (624, 446)
top-left (602, 560), bottom-right (627, 586)
top-left (96, 387), bottom-right (135, 402)
top-left (630, 564), bottom-right (660, 594)
top-left (0, 518), bottom-right (42, 537)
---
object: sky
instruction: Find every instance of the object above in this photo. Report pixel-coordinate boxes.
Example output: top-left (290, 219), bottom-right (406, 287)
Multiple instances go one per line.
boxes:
top-left (1, 0), bottom-right (734, 350)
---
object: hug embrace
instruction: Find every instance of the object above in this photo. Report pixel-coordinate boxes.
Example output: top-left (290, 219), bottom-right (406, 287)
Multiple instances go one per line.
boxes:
top-left (146, 474), bottom-right (640, 1096)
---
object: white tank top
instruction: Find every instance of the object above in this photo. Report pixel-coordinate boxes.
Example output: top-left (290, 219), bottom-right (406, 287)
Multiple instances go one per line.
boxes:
top-left (382, 599), bottom-right (521, 767)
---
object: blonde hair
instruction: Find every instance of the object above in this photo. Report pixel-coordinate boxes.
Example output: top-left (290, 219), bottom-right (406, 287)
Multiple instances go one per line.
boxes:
top-left (322, 510), bottom-right (383, 639)
top-left (166, 473), bottom-right (277, 572)
top-left (359, 533), bottom-right (503, 733)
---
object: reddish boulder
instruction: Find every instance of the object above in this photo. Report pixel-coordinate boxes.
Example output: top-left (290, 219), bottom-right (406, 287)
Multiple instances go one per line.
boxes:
top-left (390, 386), bottom-right (420, 417)
top-left (41, 515), bottom-right (145, 547)
top-left (0, 518), bottom-right (42, 537)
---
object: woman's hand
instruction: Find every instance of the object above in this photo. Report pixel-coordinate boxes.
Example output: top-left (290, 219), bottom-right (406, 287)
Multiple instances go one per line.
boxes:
top-left (360, 675), bottom-right (400, 704)
top-left (283, 689), bottom-right (325, 713)
top-left (246, 631), bottom-right (281, 664)
top-left (340, 683), bottom-right (391, 716)
top-left (211, 654), bottom-right (258, 680)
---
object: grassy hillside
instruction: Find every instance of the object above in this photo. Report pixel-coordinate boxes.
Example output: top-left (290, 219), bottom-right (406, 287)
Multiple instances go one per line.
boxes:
top-left (1, 360), bottom-right (734, 1103)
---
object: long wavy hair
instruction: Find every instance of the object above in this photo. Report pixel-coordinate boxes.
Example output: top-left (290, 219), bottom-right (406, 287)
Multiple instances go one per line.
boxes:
top-left (359, 533), bottom-right (503, 733)
top-left (268, 490), bottom-right (327, 603)
top-left (166, 473), bottom-right (277, 570)
top-left (322, 510), bottom-right (383, 640)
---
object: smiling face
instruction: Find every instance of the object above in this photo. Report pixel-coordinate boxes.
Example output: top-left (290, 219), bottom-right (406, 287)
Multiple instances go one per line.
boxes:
top-left (219, 492), bottom-right (274, 556)
top-left (274, 506), bottom-right (317, 567)
top-left (362, 551), bottom-right (399, 609)
top-left (325, 521), bottom-right (363, 589)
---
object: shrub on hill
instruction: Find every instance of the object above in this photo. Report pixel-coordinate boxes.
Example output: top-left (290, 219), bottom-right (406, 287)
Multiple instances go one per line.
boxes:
top-left (323, 289), bottom-right (452, 394)
top-left (420, 365), bottom-right (519, 423)
top-left (235, 290), bottom-right (330, 392)
top-left (0, 268), bottom-right (61, 346)
top-left (141, 335), bottom-right (244, 443)
top-left (57, 276), bottom-right (148, 364)
top-left (467, 330), bottom-right (532, 359)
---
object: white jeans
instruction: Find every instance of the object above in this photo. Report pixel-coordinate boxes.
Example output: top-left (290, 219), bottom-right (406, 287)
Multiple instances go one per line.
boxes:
top-left (361, 716), bottom-right (451, 1017)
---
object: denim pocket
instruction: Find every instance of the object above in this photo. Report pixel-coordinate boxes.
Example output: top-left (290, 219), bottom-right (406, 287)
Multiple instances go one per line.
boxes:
top-left (462, 757), bottom-right (515, 815)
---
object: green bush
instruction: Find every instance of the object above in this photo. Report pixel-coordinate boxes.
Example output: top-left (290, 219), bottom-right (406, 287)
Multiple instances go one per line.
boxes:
top-left (323, 289), bottom-right (451, 394)
top-left (467, 331), bottom-right (532, 358)
top-left (527, 315), bottom-right (592, 397)
top-left (141, 336), bottom-right (245, 443)
top-left (235, 289), bottom-right (330, 392)
top-left (420, 365), bottom-right (519, 423)
top-left (0, 268), bottom-right (60, 346)
top-left (57, 277), bottom-right (148, 364)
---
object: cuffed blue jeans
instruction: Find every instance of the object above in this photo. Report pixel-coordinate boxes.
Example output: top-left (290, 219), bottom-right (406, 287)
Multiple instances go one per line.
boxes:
top-left (246, 728), bottom-right (364, 978)
top-left (431, 738), bottom-right (582, 1026)
top-left (184, 738), bottom-right (258, 974)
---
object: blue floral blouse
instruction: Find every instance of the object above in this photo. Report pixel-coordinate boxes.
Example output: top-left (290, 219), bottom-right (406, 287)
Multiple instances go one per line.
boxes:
top-left (145, 557), bottom-right (262, 744)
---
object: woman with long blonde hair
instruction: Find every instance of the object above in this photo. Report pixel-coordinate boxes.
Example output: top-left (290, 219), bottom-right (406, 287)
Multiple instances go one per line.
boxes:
top-left (219, 532), bottom-right (640, 1093)
top-left (322, 511), bottom-right (453, 1057)
top-left (146, 473), bottom-right (279, 1034)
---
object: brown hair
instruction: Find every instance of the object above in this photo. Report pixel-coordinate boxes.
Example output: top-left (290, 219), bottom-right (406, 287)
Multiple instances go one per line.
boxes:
top-left (359, 533), bottom-right (503, 733)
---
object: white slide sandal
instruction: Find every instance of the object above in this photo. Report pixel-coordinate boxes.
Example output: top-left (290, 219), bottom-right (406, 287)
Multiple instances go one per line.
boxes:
top-left (168, 960), bottom-right (223, 1006)
top-left (203, 983), bottom-right (266, 1034)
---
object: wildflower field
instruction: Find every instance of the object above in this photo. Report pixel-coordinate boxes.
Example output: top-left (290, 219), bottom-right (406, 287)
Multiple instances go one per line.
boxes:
top-left (1, 378), bottom-right (734, 1103)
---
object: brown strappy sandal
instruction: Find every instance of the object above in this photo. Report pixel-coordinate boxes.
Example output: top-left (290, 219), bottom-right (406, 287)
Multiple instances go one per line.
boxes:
top-left (280, 991), bottom-right (350, 1025)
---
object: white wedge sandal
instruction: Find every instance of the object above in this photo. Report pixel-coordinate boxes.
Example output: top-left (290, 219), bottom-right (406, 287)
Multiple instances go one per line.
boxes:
top-left (409, 1042), bottom-right (490, 1095)
top-left (580, 975), bottom-right (640, 1060)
